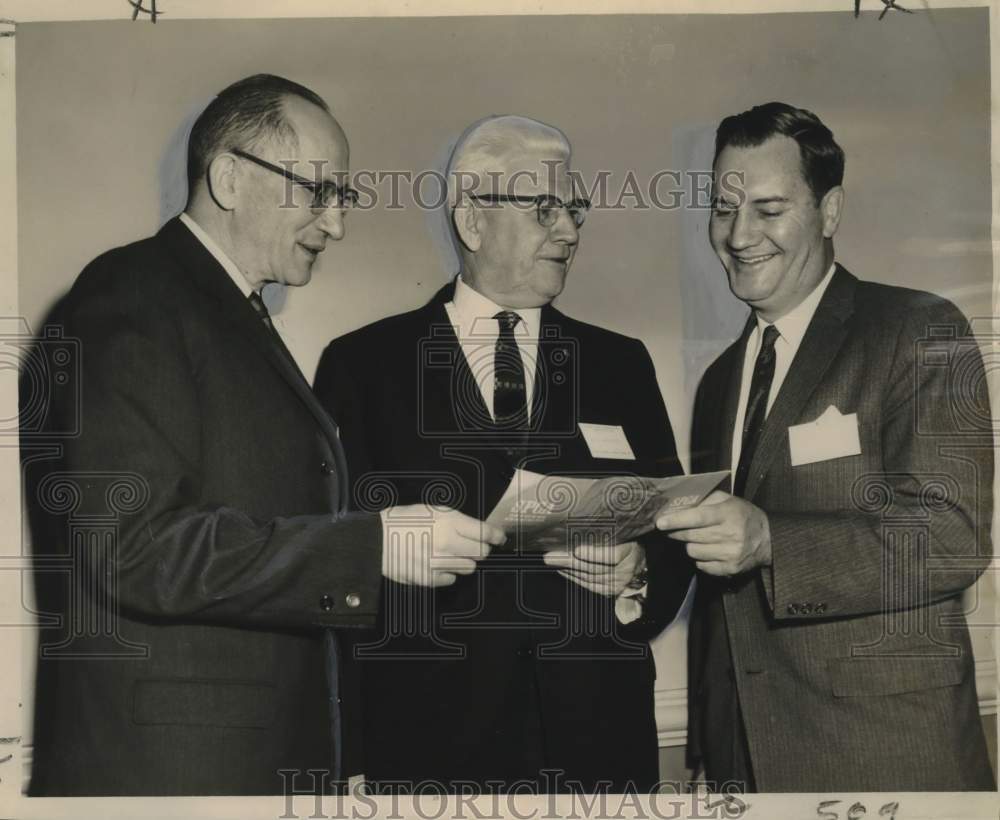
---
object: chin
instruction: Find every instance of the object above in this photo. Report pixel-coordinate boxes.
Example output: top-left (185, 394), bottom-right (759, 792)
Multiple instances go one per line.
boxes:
top-left (727, 271), bottom-right (775, 305)
top-left (286, 269), bottom-right (313, 288)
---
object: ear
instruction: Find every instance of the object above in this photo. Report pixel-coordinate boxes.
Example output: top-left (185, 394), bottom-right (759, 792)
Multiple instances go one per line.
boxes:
top-left (820, 185), bottom-right (844, 239)
top-left (453, 198), bottom-right (483, 253)
top-left (206, 153), bottom-right (240, 212)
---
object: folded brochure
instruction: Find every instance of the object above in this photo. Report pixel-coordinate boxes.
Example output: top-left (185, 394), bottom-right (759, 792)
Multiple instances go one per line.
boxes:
top-left (486, 469), bottom-right (729, 551)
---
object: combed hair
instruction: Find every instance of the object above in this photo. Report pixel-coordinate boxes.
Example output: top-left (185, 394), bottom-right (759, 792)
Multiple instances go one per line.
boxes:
top-left (186, 74), bottom-right (329, 198)
top-left (447, 115), bottom-right (570, 201)
top-left (714, 102), bottom-right (845, 202)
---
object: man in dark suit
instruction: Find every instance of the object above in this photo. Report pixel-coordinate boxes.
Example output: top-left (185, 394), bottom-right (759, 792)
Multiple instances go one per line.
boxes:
top-left (656, 102), bottom-right (994, 791)
top-left (315, 115), bottom-right (693, 794)
top-left (26, 74), bottom-right (502, 796)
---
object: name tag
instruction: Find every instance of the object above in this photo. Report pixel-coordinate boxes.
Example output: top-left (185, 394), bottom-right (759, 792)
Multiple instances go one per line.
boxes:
top-left (579, 423), bottom-right (636, 460)
top-left (789, 405), bottom-right (861, 466)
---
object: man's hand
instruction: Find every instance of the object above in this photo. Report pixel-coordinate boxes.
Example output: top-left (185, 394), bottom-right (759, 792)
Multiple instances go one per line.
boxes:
top-left (543, 540), bottom-right (644, 597)
top-left (655, 490), bottom-right (771, 577)
top-left (380, 505), bottom-right (506, 587)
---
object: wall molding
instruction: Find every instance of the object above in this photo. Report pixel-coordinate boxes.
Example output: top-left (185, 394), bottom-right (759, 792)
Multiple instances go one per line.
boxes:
top-left (655, 685), bottom-right (688, 748)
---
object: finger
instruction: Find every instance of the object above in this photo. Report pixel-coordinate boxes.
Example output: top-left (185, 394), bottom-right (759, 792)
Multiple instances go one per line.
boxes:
top-left (700, 490), bottom-right (731, 506)
top-left (668, 525), bottom-right (731, 544)
top-left (481, 523), bottom-right (507, 545)
top-left (449, 540), bottom-right (494, 560)
top-left (693, 560), bottom-right (735, 577)
top-left (450, 514), bottom-right (507, 546)
top-left (685, 542), bottom-right (736, 562)
top-left (429, 571), bottom-right (458, 587)
top-left (431, 557), bottom-right (478, 575)
top-left (570, 543), bottom-right (632, 565)
top-left (544, 554), bottom-right (616, 577)
top-left (655, 505), bottom-right (722, 532)
top-left (559, 566), bottom-right (624, 593)
top-left (557, 569), bottom-right (615, 596)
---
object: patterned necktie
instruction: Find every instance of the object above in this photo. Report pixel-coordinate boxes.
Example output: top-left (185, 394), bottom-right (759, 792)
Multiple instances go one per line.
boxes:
top-left (493, 310), bottom-right (529, 430)
top-left (248, 291), bottom-right (306, 380)
top-left (248, 290), bottom-right (275, 331)
top-left (734, 324), bottom-right (780, 497)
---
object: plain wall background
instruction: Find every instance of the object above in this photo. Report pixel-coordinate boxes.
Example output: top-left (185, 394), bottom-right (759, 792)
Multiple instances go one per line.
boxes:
top-left (12, 8), bottom-right (995, 778)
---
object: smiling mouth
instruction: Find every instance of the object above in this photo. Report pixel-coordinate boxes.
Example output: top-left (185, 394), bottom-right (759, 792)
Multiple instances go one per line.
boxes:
top-left (732, 252), bottom-right (777, 266)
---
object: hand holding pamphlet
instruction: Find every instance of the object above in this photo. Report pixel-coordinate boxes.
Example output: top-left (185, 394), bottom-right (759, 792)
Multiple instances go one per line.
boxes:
top-left (486, 469), bottom-right (729, 551)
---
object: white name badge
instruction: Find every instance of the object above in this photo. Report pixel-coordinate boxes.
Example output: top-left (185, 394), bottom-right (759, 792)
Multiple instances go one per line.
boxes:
top-left (789, 405), bottom-right (861, 466)
top-left (579, 423), bottom-right (636, 460)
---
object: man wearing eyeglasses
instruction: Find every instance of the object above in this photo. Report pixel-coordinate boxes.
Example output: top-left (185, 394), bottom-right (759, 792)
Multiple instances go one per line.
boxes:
top-left (314, 115), bottom-right (692, 793)
top-left (27, 74), bottom-right (503, 797)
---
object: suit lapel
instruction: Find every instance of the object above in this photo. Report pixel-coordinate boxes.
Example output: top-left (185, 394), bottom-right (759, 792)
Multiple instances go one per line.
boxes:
top-left (422, 301), bottom-right (492, 433)
top-left (743, 266), bottom-right (857, 499)
top-left (534, 305), bottom-right (574, 438)
top-left (417, 284), bottom-right (520, 505)
top-left (718, 316), bottom-right (756, 481)
top-left (158, 218), bottom-right (345, 459)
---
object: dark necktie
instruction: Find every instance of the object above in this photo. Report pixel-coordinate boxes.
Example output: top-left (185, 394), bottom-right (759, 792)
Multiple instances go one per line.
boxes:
top-left (248, 290), bottom-right (276, 332)
top-left (733, 324), bottom-right (780, 497)
top-left (248, 291), bottom-right (307, 381)
top-left (493, 310), bottom-right (529, 430)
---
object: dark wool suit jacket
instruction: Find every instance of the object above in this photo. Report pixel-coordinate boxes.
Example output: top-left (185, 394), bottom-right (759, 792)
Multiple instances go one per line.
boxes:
top-left (688, 266), bottom-right (994, 791)
top-left (26, 218), bottom-right (384, 796)
top-left (314, 280), bottom-right (694, 793)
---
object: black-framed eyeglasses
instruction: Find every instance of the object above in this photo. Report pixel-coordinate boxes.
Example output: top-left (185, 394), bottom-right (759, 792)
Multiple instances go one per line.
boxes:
top-left (230, 148), bottom-right (359, 209)
top-left (469, 193), bottom-right (591, 228)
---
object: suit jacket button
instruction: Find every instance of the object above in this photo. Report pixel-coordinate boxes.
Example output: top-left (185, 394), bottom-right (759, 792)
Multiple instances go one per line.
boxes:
top-left (515, 646), bottom-right (534, 659)
top-left (786, 603), bottom-right (799, 615)
top-left (320, 461), bottom-right (334, 476)
top-left (320, 594), bottom-right (334, 612)
top-left (800, 603), bottom-right (813, 615)
top-left (345, 593), bottom-right (361, 608)
top-left (815, 603), bottom-right (827, 615)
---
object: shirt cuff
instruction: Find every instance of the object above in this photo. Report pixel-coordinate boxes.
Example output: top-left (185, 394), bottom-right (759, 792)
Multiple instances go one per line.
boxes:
top-left (615, 583), bottom-right (647, 624)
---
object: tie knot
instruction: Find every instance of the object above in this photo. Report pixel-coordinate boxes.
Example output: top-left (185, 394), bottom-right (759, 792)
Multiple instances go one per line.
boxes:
top-left (248, 291), bottom-right (270, 320)
top-left (494, 310), bottom-right (521, 333)
top-left (760, 324), bottom-right (779, 350)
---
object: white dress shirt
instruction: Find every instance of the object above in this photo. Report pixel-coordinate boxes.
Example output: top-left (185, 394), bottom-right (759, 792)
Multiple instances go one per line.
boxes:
top-left (179, 213), bottom-right (293, 347)
top-left (730, 263), bottom-right (837, 477)
top-left (444, 276), bottom-right (541, 421)
top-left (445, 276), bottom-right (644, 622)
top-left (179, 212), bottom-right (256, 298)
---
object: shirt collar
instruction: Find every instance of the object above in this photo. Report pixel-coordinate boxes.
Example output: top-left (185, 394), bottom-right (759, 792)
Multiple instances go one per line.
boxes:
top-left (179, 212), bottom-right (257, 299)
top-left (449, 275), bottom-right (542, 341)
top-left (758, 262), bottom-right (837, 350)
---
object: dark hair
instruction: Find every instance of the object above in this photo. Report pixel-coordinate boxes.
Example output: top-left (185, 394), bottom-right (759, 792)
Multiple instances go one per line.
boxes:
top-left (713, 102), bottom-right (845, 202)
top-left (186, 74), bottom-right (329, 199)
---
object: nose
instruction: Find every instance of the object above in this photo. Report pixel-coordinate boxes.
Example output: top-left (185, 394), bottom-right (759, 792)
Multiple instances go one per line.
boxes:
top-left (548, 206), bottom-right (579, 245)
top-left (315, 206), bottom-right (346, 241)
top-left (726, 208), bottom-right (759, 251)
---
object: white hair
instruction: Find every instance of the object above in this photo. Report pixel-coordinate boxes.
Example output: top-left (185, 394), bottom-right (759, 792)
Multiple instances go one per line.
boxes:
top-left (447, 115), bottom-right (571, 202)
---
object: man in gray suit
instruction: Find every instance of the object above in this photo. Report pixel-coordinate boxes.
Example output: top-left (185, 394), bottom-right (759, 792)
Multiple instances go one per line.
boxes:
top-left (657, 102), bottom-right (994, 791)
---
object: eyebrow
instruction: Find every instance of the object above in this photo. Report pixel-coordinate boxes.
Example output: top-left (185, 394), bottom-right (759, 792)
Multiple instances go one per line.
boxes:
top-left (711, 194), bottom-right (791, 207)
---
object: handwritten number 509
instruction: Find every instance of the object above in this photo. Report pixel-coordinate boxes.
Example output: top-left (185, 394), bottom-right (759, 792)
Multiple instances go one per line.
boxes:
top-left (817, 800), bottom-right (900, 820)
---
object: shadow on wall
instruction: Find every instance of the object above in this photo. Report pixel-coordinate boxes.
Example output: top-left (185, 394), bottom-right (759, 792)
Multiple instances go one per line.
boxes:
top-left (674, 122), bottom-right (748, 395)
top-left (158, 94), bottom-right (290, 315)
